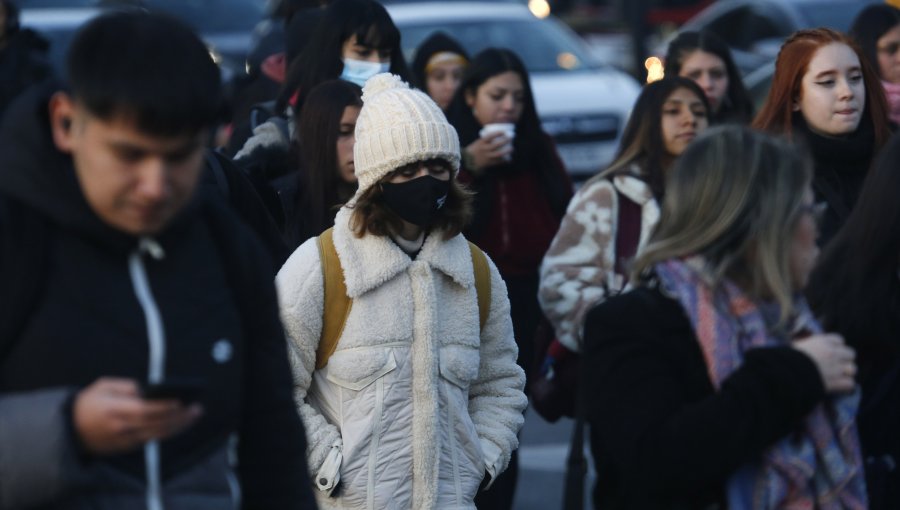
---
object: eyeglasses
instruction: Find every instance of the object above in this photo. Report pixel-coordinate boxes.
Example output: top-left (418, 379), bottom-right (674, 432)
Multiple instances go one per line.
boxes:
top-left (878, 42), bottom-right (900, 57)
top-left (799, 201), bottom-right (826, 228)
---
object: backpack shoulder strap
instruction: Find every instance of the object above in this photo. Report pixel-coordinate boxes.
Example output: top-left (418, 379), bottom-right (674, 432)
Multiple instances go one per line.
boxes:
top-left (614, 189), bottom-right (642, 285)
top-left (316, 228), bottom-right (351, 369)
top-left (468, 241), bottom-right (491, 332)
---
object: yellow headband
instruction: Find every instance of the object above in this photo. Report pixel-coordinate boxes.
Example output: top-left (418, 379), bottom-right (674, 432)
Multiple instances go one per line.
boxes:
top-left (425, 52), bottom-right (468, 74)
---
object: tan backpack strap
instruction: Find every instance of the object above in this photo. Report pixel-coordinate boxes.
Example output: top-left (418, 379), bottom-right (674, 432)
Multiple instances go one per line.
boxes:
top-left (315, 228), bottom-right (352, 369)
top-left (468, 242), bottom-right (491, 332)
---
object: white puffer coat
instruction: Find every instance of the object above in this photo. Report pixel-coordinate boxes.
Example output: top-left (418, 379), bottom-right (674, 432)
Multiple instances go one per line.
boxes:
top-left (276, 207), bottom-right (527, 510)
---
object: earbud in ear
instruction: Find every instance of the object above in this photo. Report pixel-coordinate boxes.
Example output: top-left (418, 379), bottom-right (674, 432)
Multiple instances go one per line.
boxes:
top-left (61, 117), bottom-right (72, 131)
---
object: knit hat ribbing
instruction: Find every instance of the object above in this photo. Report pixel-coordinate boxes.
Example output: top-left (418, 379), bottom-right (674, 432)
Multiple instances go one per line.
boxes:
top-left (353, 73), bottom-right (460, 195)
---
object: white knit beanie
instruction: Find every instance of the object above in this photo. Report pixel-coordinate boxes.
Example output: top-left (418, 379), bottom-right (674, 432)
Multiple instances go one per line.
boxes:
top-left (353, 73), bottom-right (460, 195)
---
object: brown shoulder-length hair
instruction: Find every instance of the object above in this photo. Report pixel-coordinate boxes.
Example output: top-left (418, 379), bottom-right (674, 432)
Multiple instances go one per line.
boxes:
top-left (752, 28), bottom-right (891, 149)
top-left (348, 168), bottom-right (474, 240)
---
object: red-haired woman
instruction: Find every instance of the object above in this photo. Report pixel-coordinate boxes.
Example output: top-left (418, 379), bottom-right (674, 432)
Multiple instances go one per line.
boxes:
top-left (753, 28), bottom-right (891, 245)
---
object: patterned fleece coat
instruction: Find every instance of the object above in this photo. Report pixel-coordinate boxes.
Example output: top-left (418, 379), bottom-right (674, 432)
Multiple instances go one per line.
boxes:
top-left (275, 206), bottom-right (527, 510)
top-left (538, 168), bottom-right (660, 351)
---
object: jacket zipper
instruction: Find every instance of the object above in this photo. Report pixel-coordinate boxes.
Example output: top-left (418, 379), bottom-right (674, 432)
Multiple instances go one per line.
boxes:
top-left (128, 237), bottom-right (166, 510)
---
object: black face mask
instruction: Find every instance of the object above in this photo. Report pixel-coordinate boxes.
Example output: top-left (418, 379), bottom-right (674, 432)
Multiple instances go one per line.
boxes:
top-left (381, 175), bottom-right (450, 227)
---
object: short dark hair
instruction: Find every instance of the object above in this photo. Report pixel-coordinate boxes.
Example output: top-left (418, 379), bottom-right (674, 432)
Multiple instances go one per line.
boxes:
top-left (349, 167), bottom-right (473, 240)
top-left (65, 10), bottom-right (223, 137)
top-left (664, 30), bottom-right (753, 124)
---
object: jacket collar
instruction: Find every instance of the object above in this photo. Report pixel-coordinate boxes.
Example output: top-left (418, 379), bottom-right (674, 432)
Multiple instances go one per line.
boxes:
top-left (611, 167), bottom-right (654, 206)
top-left (331, 207), bottom-right (474, 298)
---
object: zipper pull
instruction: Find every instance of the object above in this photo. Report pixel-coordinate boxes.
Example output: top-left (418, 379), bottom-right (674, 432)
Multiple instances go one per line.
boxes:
top-left (138, 237), bottom-right (165, 260)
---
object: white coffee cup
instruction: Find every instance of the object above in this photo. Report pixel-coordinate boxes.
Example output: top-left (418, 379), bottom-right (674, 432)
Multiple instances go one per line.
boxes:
top-left (479, 123), bottom-right (515, 161)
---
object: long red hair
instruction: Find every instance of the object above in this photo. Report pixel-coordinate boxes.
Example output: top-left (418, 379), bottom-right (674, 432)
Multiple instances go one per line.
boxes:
top-left (752, 28), bottom-right (890, 149)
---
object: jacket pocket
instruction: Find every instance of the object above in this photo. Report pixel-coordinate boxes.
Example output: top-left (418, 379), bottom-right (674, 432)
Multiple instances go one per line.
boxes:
top-left (439, 345), bottom-right (480, 390)
top-left (326, 349), bottom-right (397, 391)
top-left (322, 348), bottom-right (399, 507)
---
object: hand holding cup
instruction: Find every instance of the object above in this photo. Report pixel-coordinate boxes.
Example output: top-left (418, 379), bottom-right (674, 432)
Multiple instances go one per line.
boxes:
top-left (465, 123), bottom-right (516, 171)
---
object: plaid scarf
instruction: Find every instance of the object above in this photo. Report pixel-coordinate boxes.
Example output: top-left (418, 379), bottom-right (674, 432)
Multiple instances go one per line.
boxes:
top-left (654, 257), bottom-right (867, 510)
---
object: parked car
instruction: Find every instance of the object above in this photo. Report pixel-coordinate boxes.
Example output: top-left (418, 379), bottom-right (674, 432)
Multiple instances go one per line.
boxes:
top-left (668, 0), bottom-right (882, 76)
top-left (387, 1), bottom-right (641, 179)
top-left (19, 0), bottom-right (264, 82)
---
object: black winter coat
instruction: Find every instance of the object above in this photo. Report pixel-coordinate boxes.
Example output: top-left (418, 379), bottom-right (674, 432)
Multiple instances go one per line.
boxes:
top-left (583, 285), bottom-right (826, 510)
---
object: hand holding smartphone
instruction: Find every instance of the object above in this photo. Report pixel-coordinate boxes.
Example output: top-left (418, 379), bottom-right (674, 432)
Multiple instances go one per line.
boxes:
top-left (142, 377), bottom-right (205, 405)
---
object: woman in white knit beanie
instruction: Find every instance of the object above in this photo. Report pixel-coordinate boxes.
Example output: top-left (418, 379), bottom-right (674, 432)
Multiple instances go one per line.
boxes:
top-left (275, 73), bottom-right (527, 510)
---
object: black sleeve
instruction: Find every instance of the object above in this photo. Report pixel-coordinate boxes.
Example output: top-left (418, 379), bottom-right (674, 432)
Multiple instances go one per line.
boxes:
top-left (582, 288), bottom-right (825, 497)
top-left (203, 151), bottom-right (289, 272)
top-left (229, 227), bottom-right (316, 510)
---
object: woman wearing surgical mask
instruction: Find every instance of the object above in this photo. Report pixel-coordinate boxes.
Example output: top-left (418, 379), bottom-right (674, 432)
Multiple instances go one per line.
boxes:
top-left (276, 0), bottom-right (409, 114)
top-left (753, 28), bottom-right (891, 245)
top-left (233, 0), bottom-right (407, 214)
top-left (276, 73), bottom-right (526, 509)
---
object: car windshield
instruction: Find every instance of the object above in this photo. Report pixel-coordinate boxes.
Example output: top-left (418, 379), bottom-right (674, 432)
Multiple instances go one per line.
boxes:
top-left (794, 1), bottom-right (874, 32)
top-left (19, 0), bottom-right (263, 32)
top-left (399, 17), bottom-right (598, 73)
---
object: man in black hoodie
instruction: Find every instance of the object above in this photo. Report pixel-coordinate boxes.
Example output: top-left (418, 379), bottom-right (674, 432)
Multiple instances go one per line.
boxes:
top-left (0, 11), bottom-right (315, 510)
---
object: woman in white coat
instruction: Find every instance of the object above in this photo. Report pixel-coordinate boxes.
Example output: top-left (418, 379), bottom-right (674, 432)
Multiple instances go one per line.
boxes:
top-left (276, 73), bottom-right (527, 510)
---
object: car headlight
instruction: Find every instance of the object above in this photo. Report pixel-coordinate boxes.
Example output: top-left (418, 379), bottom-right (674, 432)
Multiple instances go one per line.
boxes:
top-left (528, 0), bottom-right (551, 18)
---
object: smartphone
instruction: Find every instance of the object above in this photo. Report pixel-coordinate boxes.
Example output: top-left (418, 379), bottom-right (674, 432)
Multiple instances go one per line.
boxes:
top-left (142, 377), bottom-right (205, 405)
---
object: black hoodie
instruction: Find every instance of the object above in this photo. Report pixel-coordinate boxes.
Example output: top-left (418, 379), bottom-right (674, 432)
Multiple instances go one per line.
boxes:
top-left (0, 86), bottom-right (314, 509)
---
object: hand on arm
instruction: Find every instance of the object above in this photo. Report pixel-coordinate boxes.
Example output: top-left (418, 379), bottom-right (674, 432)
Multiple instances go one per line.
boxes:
top-left (792, 333), bottom-right (857, 394)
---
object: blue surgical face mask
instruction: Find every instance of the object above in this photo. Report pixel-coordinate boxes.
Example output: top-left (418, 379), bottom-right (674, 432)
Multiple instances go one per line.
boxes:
top-left (340, 58), bottom-right (390, 87)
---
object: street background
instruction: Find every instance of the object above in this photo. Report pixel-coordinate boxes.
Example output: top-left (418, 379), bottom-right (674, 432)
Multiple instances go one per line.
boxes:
top-left (514, 408), bottom-right (596, 509)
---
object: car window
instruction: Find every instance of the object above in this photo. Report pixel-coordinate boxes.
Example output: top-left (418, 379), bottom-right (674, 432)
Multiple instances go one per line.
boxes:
top-left (745, 4), bottom-right (790, 42)
top-left (794, 1), bottom-right (876, 32)
top-left (400, 17), bottom-right (597, 73)
top-left (19, 0), bottom-right (263, 32)
top-left (704, 6), bottom-right (754, 49)
top-left (18, 0), bottom-right (96, 6)
top-left (144, 0), bottom-right (263, 33)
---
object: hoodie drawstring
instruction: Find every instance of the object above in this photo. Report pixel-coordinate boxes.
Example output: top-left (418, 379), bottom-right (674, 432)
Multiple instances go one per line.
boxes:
top-left (128, 237), bottom-right (166, 510)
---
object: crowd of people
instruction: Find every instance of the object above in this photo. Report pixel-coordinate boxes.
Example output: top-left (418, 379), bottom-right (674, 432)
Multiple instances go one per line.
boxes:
top-left (1, 0), bottom-right (900, 508)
